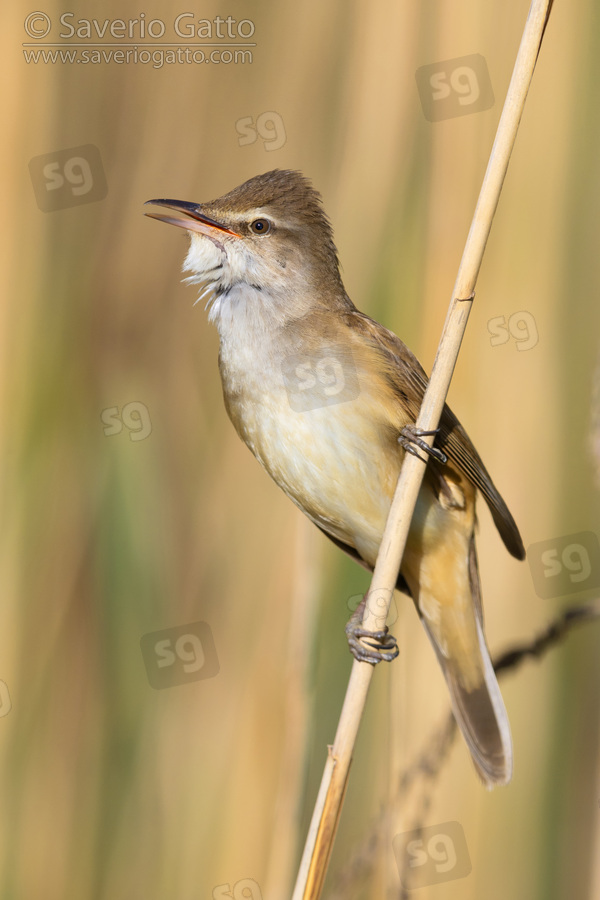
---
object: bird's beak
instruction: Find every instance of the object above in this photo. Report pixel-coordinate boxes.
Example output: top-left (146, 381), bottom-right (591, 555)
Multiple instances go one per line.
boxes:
top-left (144, 199), bottom-right (240, 238)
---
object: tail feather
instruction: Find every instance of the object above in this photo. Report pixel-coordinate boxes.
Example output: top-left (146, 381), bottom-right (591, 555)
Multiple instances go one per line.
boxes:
top-left (415, 535), bottom-right (512, 788)
top-left (422, 614), bottom-right (512, 787)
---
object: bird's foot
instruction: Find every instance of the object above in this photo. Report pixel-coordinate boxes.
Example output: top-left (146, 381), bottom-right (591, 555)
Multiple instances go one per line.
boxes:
top-left (345, 599), bottom-right (399, 665)
top-left (398, 425), bottom-right (447, 465)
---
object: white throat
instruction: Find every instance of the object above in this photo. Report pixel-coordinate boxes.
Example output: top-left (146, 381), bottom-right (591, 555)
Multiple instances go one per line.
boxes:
top-left (181, 234), bottom-right (298, 396)
top-left (182, 232), bottom-right (312, 340)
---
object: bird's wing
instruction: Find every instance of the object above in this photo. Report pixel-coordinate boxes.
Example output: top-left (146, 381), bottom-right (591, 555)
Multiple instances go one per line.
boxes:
top-left (343, 308), bottom-right (525, 560)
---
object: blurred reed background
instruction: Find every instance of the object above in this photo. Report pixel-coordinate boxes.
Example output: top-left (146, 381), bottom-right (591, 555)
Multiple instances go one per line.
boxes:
top-left (2, 0), bottom-right (600, 897)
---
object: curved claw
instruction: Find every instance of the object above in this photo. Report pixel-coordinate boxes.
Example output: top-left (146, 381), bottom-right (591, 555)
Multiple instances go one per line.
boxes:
top-left (398, 425), bottom-right (448, 465)
top-left (345, 622), bottom-right (399, 665)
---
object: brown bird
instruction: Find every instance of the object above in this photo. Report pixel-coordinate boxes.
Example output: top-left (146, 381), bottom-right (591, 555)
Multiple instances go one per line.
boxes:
top-left (146, 169), bottom-right (525, 787)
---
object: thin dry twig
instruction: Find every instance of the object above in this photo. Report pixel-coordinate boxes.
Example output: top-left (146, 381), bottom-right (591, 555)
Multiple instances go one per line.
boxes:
top-left (292, 5), bottom-right (555, 896)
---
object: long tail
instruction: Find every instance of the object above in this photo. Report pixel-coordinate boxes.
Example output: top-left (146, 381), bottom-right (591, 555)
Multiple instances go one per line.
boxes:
top-left (418, 539), bottom-right (512, 788)
top-left (421, 616), bottom-right (512, 786)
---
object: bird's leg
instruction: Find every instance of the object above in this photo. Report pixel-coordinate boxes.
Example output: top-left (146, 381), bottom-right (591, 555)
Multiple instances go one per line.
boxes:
top-left (345, 595), bottom-right (399, 664)
top-left (398, 425), bottom-right (448, 465)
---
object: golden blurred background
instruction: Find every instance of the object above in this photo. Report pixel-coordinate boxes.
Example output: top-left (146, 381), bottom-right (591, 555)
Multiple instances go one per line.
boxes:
top-left (2, 0), bottom-right (600, 897)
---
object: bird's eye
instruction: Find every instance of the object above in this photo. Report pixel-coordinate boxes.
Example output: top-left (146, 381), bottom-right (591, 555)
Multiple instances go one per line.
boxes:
top-left (249, 218), bottom-right (271, 235)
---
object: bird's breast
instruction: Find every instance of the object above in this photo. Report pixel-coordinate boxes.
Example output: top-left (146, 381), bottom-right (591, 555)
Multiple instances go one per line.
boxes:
top-left (218, 325), bottom-right (407, 564)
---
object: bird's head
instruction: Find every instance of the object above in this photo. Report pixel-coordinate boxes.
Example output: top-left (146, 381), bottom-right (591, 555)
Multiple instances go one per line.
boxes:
top-left (145, 169), bottom-right (346, 326)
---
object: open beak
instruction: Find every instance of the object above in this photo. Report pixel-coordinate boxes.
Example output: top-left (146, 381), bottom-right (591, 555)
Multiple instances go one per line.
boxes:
top-left (144, 199), bottom-right (240, 238)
